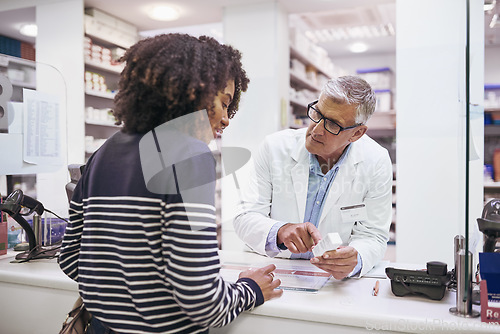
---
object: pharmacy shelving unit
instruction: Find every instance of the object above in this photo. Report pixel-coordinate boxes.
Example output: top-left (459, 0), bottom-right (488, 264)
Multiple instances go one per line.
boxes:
top-left (288, 45), bottom-right (334, 129)
top-left (357, 67), bottom-right (396, 137)
top-left (356, 67), bottom-right (397, 244)
top-left (83, 9), bottom-right (137, 160)
top-left (484, 84), bottom-right (500, 202)
top-left (84, 52), bottom-right (122, 158)
top-left (0, 54), bottom-right (36, 101)
top-left (0, 53), bottom-right (37, 197)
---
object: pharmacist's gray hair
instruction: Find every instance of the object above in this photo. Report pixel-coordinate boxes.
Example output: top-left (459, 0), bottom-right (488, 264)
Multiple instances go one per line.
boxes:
top-left (321, 76), bottom-right (376, 124)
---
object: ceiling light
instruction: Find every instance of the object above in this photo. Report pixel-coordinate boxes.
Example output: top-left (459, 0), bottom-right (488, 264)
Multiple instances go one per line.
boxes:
top-left (484, 0), bottom-right (496, 12)
top-left (147, 5), bottom-right (180, 21)
top-left (19, 24), bottom-right (37, 37)
top-left (349, 42), bottom-right (368, 53)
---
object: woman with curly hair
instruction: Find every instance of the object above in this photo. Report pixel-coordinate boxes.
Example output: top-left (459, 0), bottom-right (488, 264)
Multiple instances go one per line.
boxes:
top-left (59, 33), bottom-right (282, 334)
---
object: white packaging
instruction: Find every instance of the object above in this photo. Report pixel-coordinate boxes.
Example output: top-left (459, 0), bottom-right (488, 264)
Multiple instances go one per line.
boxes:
top-left (312, 232), bottom-right (343, 257)
top-left (375, 91), bottom-right (393, 112)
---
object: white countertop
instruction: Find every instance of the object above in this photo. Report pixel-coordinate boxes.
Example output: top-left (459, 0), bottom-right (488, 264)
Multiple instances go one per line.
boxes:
top-left (0, 249), bottom-right (498, 333)
top-left (0, 249), bottom-right (77, 292)
top-left (218, 251), bottom-right (498, 333)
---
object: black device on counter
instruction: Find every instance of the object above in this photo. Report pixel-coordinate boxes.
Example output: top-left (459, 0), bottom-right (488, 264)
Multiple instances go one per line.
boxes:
top-left (0, 189), bottom-right (43, 251)
top-left (477, 199), bottom-right (500, 253)
top-left (0, 189), bottom-right (64, 261)
top-left (385, 261), bottom-right (451, 301)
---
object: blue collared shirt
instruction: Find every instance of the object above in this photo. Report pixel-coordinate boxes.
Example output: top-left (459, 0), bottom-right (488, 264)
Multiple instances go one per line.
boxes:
top-left (265, 145), bottom-right (362, 276)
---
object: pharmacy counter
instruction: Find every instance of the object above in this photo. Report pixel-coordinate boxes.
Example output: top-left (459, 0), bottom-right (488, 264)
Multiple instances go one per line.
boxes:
top-left (214, 251), bottom-right (497, 334)
top-left (0, 250), bottom-right (78, 334)
top-left (0, 250), bottom-right (497, 334)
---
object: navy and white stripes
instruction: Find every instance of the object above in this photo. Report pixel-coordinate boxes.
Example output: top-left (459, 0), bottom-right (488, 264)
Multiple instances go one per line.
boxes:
top-left (59, 131), bottom-right (262, 333)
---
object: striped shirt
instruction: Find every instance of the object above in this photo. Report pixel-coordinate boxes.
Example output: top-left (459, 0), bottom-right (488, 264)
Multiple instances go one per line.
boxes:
top-left (59, 131), bottom-right (263, 333)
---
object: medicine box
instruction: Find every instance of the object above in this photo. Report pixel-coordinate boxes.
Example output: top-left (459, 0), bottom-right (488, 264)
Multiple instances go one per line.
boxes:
top-left (356, 67), bottom-right (393, 90)
top-left (312, 232), bottom-right (343, 257)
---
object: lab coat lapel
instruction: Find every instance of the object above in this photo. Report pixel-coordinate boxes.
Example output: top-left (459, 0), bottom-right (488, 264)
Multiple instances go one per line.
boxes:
top-left (319, 142), bottom-right (362, 224)
top-left (291, 140), bottom-right (309, 223)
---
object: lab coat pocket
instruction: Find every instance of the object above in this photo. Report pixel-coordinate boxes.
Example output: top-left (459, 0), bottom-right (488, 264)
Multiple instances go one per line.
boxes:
top-left (340, 203), bottom-right (368, 224)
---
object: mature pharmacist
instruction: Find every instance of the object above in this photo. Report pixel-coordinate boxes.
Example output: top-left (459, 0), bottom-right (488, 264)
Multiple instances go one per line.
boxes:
top-left (234, 76), bottom-right (393, 279)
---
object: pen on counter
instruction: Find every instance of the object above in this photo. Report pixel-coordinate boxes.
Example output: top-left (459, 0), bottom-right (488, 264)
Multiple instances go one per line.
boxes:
top-left (372, 280), bottom-right (380, 296)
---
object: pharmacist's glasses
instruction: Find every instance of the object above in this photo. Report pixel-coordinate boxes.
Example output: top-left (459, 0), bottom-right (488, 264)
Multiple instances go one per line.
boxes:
top-left (307, 100), bottom-right (361, 135)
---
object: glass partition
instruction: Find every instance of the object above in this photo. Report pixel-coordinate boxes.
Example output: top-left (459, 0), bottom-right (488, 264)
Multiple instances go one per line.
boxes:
top-left (0, 53), bottom-right (68, 256)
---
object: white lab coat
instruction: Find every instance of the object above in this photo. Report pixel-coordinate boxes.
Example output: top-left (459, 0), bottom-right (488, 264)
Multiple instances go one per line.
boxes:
top-left (233, 128), bottom-right (393, 277)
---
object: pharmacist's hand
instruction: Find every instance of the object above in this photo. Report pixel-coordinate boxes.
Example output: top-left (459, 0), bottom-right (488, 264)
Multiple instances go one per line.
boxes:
top-left (239, 264), bottom-right (283, 302)
top-left (277, 222), bottom-right (322, 253)
top-left (310, 246), bottom-right (358, 280)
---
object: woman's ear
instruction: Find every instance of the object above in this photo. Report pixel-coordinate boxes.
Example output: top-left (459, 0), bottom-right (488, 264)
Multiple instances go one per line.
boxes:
top-left (349, 125), bottom-right (368, 143)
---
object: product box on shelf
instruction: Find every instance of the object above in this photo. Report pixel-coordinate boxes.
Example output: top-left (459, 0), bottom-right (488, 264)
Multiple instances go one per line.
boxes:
top-left (85, 8), bottom-right (137, 36)
top-left (356, 67), bottom-right (393, 91)
top-left (290, 58), bottom-right (306, 78)
top-left (85, 15), bottom-right (137, 49)
top-left (374, 89), bottom-right (393, 112)
top-left (485, 84), bottom-right (500, 105)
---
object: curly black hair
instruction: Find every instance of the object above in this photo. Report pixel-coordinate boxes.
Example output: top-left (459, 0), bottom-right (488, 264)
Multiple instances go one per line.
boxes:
top-left (113, 33), bottom-right (250, 134)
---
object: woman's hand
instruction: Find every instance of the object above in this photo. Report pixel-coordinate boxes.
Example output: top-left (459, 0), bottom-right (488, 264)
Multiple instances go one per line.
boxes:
top-left (239, 264), bottom-right (283, 301)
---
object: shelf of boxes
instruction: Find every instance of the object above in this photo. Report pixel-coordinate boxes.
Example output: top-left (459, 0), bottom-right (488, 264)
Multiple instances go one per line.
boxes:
top-left (485, 84), bottom-right (500, 127)
top-left (85, 106), bottom-right (120, 127)
top-left (83, 8), bottom-right (137, 159)
top-left (0, 54), bottom-right (36, 95)
top-left (356, 67), bottom-right (396, 131)
top-left (288, 29), bottom-right (347, 129)
top-left (85, 87), bottom-right (116, 100)
top-left (84, 8), bottom-right (138, 50)
top-left (483, 84), bottom-right (500, 204)
top-left (85, 58), bottom-right (124, 74)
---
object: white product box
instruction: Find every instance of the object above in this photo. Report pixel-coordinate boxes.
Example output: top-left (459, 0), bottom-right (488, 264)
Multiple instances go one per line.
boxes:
top-left (375, 90), bottom-right (393, 112)
top-left (312, 232), bottom-right (343, 257)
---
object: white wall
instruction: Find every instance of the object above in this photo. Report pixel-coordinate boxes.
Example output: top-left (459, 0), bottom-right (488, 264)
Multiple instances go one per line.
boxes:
top-left (220, 1), bottom-right (289, 251)
top-left (35, 0), bottom-right (84, 217)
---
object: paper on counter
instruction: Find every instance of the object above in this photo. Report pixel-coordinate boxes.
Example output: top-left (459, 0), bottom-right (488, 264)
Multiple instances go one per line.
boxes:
top-left (220, 261), bottom-right (331, 293)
